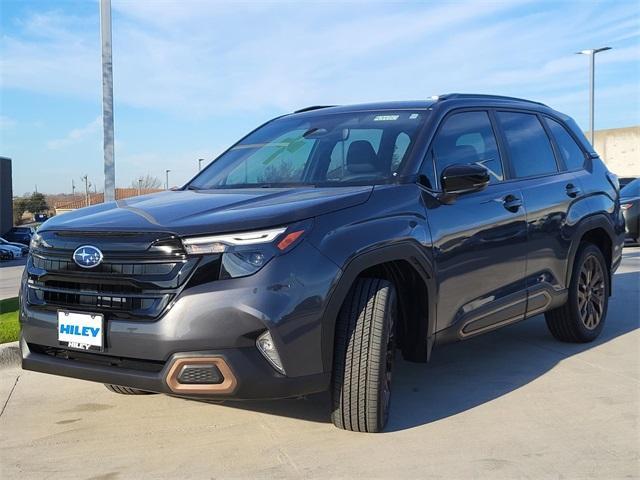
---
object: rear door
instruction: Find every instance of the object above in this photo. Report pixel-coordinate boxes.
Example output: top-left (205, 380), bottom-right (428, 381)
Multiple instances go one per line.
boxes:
top-left (421, 110), bottom-right (529, 336)
top-left (495, 110), bottom-right (586, 315)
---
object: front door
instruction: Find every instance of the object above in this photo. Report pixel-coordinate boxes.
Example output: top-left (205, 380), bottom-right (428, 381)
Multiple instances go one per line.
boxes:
top-left (421, 110), bottom-right (528, 336)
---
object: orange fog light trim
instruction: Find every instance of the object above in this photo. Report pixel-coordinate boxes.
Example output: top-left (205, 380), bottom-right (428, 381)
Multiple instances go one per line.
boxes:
top-left (165, 357), bottom-right (237, 395)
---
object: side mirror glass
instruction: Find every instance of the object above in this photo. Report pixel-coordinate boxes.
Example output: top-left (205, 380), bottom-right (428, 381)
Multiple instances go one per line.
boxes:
top-left (440, 163), bottom-right (490, 195)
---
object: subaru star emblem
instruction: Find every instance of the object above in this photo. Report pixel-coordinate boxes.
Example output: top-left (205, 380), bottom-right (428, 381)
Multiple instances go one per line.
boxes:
top-left (73, 245), bottom-right (103, 269)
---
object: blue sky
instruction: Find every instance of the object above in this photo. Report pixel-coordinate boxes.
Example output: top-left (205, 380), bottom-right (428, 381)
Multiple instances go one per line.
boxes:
top-left (1, 0), bottom-right (639, 195)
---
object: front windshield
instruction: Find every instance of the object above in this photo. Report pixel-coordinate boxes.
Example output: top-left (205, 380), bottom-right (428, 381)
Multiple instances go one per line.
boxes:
top-left (188, 110), bottom-right (428, 189)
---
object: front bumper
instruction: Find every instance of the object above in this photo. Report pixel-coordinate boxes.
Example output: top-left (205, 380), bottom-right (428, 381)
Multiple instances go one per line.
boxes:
top-left (20, 241), bottom-right (340, 399)
top-left (20, 338), bottom-right (330, 399)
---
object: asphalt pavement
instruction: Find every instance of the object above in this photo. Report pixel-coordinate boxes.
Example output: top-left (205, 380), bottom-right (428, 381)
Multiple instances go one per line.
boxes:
top-left (0, 248), bottom-right (638, 479)
top-left (0, 258), bottom-right (26, 301)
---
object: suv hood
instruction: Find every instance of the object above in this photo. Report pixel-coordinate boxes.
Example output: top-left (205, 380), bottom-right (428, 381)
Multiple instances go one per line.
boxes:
top-left (40, 186), bottom-right (373, 236)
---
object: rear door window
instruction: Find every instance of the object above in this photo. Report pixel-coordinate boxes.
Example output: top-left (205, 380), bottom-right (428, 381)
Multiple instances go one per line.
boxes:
top-left (496, 111), bottom-right (558, 178)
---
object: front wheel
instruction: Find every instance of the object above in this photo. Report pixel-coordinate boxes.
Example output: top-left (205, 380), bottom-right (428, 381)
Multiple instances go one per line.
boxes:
top-left (545, 243), bottom-right (609, 343)
top-left (331, 278), bottom-right (397, 433)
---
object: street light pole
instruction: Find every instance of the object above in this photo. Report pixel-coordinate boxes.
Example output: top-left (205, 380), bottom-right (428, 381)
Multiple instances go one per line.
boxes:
top-left (198, 158), bottom-right (204, 171)
top-left (138, 178), bottom-right (143, 196)
top-left (100, 0), bottom-right (116, 202)
top-left (165, 170), bottom-right (171, 190)
top-left (576, 47), bottom-right (611, 146)
top-left (83, 175), bottom-right (90, 207)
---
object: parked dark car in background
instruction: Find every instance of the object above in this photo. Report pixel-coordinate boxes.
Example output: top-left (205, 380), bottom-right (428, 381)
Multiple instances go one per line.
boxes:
top-left (619, 176), bottom-right (638, 189)
top-left (20, 94), bottom-right (625, 433)
top-left (0, 237), bottom-right (29, 255)
top-left (620, 178), bottom-right (640, 244)
top-left (0, 245), bottom-right (15, 261)
top-left (4, 226), bottom-right (36, 245)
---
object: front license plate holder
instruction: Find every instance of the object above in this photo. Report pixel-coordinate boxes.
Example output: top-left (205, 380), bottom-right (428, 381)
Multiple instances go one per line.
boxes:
top-left (57, 311), bottom-right (104, 352)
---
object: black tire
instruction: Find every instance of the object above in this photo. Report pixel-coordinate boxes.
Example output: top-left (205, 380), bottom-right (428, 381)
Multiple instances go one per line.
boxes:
top-left (331, 277), bottom-right (397, 433)
top-left (545, 243), bottom-right (609, 343)
top-left (104, 384), bottom-right (156, 395)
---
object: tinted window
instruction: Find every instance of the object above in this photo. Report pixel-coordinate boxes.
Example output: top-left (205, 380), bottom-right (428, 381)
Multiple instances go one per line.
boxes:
top-left (544, 117), bottom-right (586, 170)
top-left (430, 111), bottom-right (504, 188)
top-left (497, 112), bottom-right (558, 178)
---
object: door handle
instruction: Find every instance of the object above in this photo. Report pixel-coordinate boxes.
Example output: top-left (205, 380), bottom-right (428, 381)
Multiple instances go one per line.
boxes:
top-left (565, 183), bottom-right (581, 198)
top-left (502, 194), bottom-right (522, 212)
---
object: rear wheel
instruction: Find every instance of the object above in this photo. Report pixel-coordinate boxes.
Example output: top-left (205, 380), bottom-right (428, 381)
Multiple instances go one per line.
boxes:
top-left (331, 277), bottom-right (397, 433)
top-left (104, 384), bottom-right (156, 395)
top-left (545, 243), bottom-right (609, 343)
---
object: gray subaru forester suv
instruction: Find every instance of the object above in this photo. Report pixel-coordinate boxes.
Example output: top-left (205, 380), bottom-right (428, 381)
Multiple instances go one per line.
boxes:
top-left (20, 94), bottom-right (625, 432)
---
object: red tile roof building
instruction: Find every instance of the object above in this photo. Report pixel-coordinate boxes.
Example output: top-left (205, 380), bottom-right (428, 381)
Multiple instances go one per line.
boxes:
top-left (54, 188), bottom-right (162, 213)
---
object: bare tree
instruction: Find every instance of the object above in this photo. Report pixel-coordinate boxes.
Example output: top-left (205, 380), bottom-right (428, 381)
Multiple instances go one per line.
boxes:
top-left (131, 174), bottom-right (162, 190)
top-left (258, 159), bottom-right (302, 184)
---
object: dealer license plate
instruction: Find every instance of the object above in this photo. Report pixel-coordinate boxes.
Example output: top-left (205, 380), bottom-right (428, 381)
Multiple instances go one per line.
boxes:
top-left (57, 311), bottom-right (104, 352)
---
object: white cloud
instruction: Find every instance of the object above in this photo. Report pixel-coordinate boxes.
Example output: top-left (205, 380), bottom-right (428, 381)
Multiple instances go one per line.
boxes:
top-left (47, 116), bottom-right (101, 150)
top-left (1, 1), bottom-right (638, 124)
top-left (0, 1), bottom-right (543, 114)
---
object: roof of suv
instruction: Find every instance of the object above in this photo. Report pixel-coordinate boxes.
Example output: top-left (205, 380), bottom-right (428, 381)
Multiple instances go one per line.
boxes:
top-left (287, 93), bottom-right (596, 155)
top-left (291, 94), bottom-right (549, 116)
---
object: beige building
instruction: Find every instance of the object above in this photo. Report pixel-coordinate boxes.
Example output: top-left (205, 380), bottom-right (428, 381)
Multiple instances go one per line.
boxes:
top-left (592, 126), bottom-right (639, 178)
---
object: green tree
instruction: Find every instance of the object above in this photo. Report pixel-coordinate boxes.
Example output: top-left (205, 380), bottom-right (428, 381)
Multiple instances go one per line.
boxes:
top-left (25, 192), bottom-right (48, 214)
top-left (12, 197), bottom-right (28, 224)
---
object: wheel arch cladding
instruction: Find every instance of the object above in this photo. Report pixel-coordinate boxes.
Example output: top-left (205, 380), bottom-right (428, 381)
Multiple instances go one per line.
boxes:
top-left (567, 214), bottom-right (615, 291)
top-left (321, 242), bottom-right (436, 372)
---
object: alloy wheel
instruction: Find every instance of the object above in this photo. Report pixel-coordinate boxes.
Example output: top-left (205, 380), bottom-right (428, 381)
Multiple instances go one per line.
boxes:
top-left (577, 254), bottom-right (606, 330)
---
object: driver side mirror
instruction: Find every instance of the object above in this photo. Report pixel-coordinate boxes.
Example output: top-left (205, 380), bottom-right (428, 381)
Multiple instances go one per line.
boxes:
top-left (440, 163), bottom-right (490, 196)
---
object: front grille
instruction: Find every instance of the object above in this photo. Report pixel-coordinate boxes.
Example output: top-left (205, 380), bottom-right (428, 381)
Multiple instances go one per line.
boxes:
top-left (32, 255), bottom-right (177, 276)
top-left (29, 343), bottom-right (165, 373)
top-left (27, 281), bottom-right (169, 316)
top-left (26, 231), bottom-right (203, 320)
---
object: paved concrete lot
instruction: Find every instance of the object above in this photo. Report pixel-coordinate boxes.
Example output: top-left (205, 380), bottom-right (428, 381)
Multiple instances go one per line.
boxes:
top-left (0, 259), bottom-right (25, 301)
top-left (1, 249), bottom-right (638, 479)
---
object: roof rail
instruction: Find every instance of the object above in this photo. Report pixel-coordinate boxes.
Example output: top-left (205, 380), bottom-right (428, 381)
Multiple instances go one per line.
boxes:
top-left (293, 105), bottom-right (336, 114)
top-left (436, 93), bottom-right (547, 107)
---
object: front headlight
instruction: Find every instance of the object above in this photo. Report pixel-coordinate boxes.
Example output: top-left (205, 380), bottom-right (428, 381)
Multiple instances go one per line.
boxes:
top-left (29, 232), bottom-right (50, 250)
top-left (182, 227), bottom-right (287, 255)
top-left (181, 222), bottom-right (310, 279)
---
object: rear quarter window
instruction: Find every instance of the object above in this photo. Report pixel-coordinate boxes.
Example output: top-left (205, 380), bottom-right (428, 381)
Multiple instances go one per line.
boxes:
top-left (544, 117), bottom-right (586, 171)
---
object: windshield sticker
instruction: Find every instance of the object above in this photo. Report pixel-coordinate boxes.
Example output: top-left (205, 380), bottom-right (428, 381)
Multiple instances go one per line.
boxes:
top-left (374, 115), bottom-right (400, 121)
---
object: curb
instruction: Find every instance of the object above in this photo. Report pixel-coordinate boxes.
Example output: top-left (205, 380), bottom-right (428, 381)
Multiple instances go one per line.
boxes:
top-left (0, 341), bottom-right (20, 369)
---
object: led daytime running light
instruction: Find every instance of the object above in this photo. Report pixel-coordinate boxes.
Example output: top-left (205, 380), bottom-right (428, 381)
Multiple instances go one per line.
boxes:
top-left (182, 227), bottom-right (287, 254)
